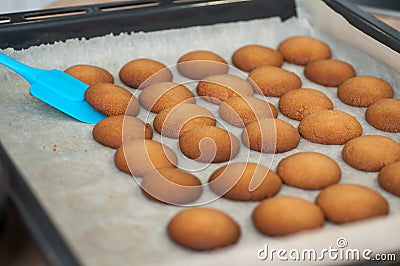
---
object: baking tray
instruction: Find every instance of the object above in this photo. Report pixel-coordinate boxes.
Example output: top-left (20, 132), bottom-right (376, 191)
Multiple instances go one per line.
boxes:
top-left (0, 1), bottom-right (399, 266)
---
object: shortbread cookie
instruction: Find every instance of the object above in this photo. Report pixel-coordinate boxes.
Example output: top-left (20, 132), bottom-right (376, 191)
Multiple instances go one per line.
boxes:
top-left (84, 83), bottom-right (140, 116)
top-left (278, 36), bottom-right (332, 65)
top-left (114, 139), bottom-right (177, 176)
top-left (277, 152), bottom-right (341, 190)
top-left (365, 98), bottom-right (400, 132)
top-left (141, 168), bottom-right (202, 205)
top-left (93, 115), bottom-right (153, 149)
top-left (179, 125), bottom-right (240, 163)
top-left (379, 161), bottom-right (400, 196)
top-left (248, 66), bottom-right (302, 97)
top-left (278, 88), bottom-right (333, 121)
top-left (208, 163), bottom-right (282, 201)
top-left (167, 208), bottom-right (240, 251)
top-left (298, 110), bottom-right (362, 145)
top-left (65, 64), bottom-right (114, 85)
top-left (177, 50), bottom-right (229, 80)
top-left (342, 135), bottom-right (400, 172)
top-left (316, 184), bottom-right (389, 224)
top-left (252, 196), bottom-right (324, 236)
top-left (119, 58), bottom-right (173, 89)
top-left (219, 96), bottom-right (278, 128)
top-left (241, 118), bottom-right (300, 153)
top-left (196, 74), bottom-right (253, 104)
top-left (304, 59), bottom-right (356, 87)
top-left (139, 82), bottom-right (195, 113)
top-left (231, 44), bottom-right (283, 72)
top-left (153, 103), bottom-right (216, 138)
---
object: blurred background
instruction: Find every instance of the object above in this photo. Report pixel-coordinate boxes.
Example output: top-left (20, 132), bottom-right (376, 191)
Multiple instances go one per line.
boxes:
top-left (0, 0), bottom-right (126, 13)
top-left (1, 0), bottom-right (54, 13)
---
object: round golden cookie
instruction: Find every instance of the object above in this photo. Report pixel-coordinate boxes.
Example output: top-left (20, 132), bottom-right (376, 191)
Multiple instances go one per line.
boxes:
top-left (304, 59), bottom-right (356, 87)
top-left (153, 103), bottom-right (216, 139)
top-left (338, 76), bottom-right (393, 107)
top-left (298, 110), bottom-right (362, 145)
top-left (277, 152), bottom-right (341, 190)
top-left (208, 163), bottom-right (282, 201)
top-left (342, 135), bottom-right (400, 172)
top-left (177, 50), bottom-right (229, 80)
top-left (119, 58), bottom-right (173, 89)
top-left (278, 88), bottom-right (333, 121)
top-left (139, 82), bottom-right (195, 113)
top-left (231, 44), bottom-right (283, 72)
top-left (167, 208), bottom-right (240, 251)
top-left (366, 99), bottom-right (400, 132)
top-left (379, 161), bottom-right (400, 196)
top-left (316, 183), bottom-right (389, 224)
top-left (65, 64), bottom-right (114, 86)
top-left (248, 66), bottom-right (302, 97)
top-left (141, 168), bottom-right (202, 205)
top-left (241, 118), bottom-right (300, 153)
top-left (114, 139), bottom-right (178, 177)
top-left (278, 35), bottom-right (332, 66)
top-left (219, 96), bottom-right (278, 128)
top-left (196, 74), bottom-right (254, 104)
top-left (92, 115), bottom-right (153, 149)
top-left (179, 125), bottom-right (240, 163)
top-left (84, 83), bottom-right (140, 116)
top-left (252, 196), bottom-right (324, 236)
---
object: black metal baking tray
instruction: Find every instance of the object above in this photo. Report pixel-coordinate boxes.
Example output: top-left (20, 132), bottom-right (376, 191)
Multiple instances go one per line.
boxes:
top-left (0, 1), bottom-right (399, 266)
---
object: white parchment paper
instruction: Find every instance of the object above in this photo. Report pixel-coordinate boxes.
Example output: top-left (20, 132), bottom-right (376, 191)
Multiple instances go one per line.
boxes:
top-left (0, 0), bottom-right (399, 265)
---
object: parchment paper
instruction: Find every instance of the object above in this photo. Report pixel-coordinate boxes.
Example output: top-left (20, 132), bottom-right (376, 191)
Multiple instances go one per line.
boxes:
top-left (0, 0), bottom-right (399, 265)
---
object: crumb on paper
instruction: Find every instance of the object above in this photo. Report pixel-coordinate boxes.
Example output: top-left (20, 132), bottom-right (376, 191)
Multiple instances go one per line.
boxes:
top-left (53, 144), bottom-right (57, 152)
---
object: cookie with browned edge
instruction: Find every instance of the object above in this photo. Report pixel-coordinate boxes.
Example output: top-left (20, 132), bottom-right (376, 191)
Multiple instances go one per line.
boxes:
top-left (316, 183), bottom-right (389, 224)
top-left (208, 162), bottom-right (282, 201)
top-left (252, 196), bottom-right (324, 236)
top-left (342, 135), bottom-right (400, 172)
top-left (119, 58), bottom-right (173, 89)
top-left (379, 161), bottom-right (400, 196)
top-left (65, 64), bottom-right (114, 86)
top-left (241, 118), bottom-right (300, 153)
top-left (93, 115), bottom-right (153, 149)
top-left (153, 103), bottom-right (216, 139)
top-left (177, 50), bottom-right (228, 80)
top-left (84, 83), bottom-right (140, 116)
top-left (139, 82), bottom-right (195, 113)
top-left (167, 208), bottom-right (240, 251)
top-left (232, 44), bottom-right (283, 72)
top-left (248, 66), bottom-right (302, 97)
top-left (304, 59), bottom-right (356, 87)
top-left (114, 139), bottom-right (177, 177)
top-left (219, 96), bottom-right (278, 128)
top-left (298, 110), bottom-right (362, 145)
top-left (179, 125), bottom-right (240, 163)
top-left (196, 74), bottom-right (253, 104)
top-left (366, 98), bottom-right (400, 132)
top-left (278, 36), bottom-right (332, 65)
top-left (278, 88), bottom-right (333, 121)
top-left (277, 152), bottom-right (341, 190)
top-left (338, 76), bottom-right (393, 107)
top-left (141, 168), bottom-right (202, 205)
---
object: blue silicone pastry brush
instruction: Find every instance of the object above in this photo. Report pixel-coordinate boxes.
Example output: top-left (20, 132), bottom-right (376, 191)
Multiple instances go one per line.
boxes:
top-left (0, 52), bottom-right (106, 124)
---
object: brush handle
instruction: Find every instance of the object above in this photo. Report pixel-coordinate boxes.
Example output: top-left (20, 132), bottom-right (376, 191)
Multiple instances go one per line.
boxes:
top-left (0, 52), bottom-right (44, 84)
